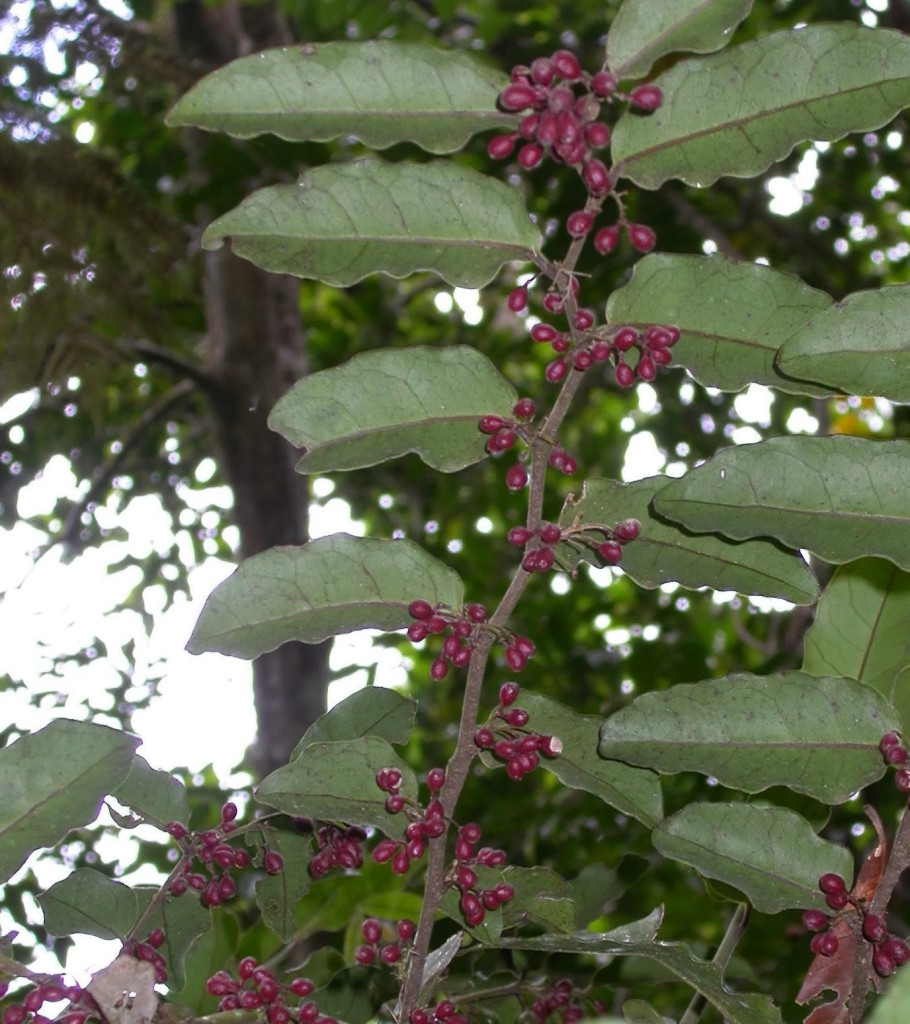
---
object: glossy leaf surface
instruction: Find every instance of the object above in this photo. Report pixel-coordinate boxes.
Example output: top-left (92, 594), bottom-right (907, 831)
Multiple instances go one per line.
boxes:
top-left (519, 692), bottom-right (663, 827)
top-left (167, 41), bottom-right (512, 153)
top-left (202, 160), bottom-right (539, 288)
top-left (606, 0), bottom-right (754, 80)
top-left (0, 720), bottom-right (138, 883)
top-left (559, 477), bottom-right (819, 604)
top-left (605, 253), bottom-right (834, 395)
top-left (654, 437), bottom-right (910, 569)
top-left (256, 736), bottom-right (418, 834)
top-left (269, 346), bottom-right (517, 473)
top-left (187, 535), bottom-right (463, 658)
top-left (652, 802), bottom-right (855, 913)
top-left (612, 24), bottom-right (910, 188)
top-left (113, 754), bottom-right (190, 829)
top-left (598, 672), bottom-right (896, 802)
top-left (776, 283), bottom-right (910, 402)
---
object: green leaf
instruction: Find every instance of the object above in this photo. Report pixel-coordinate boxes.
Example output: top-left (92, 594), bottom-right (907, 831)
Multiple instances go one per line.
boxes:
top-left (202, 159), bottom-right (539, 289)
top-left (776, 282), bottom-right (910, 402)
top-left (269, 346), bottom-right (518, 474)
top-left (113, 753), bottom-right (190, 829)
top-left (604, 253), bottom-right (834, 396)
top-left (868, 951), bottom-right (910, 1023)
top-left (256, 736), bottom-right (417, 834)
top-left (187, 535), bottom-right (463, 658)
top-left (517, 692), bottom-right (663, 826)
top-left (598, 672), bottom-right (896, 802)
top-left (142, 889), bottom-right (212, 989)
top-left (40, 869), bottom-right (139, 940)
top-left (559, 476), bottom-right (819, 604)
top-left (166, 41), bottom-right (513, 154)
top-left (500, 865), bottom-right (576, 933)
top-left (612, 24), bottom-right (910, 188)
top-left (606, 0), bottom-right (754, 80)
top-left (293, 687), bottom-right (417, 758)
top-left (653, 436), bottom-right (910, 569)
top-left (0, 720), bottom-right (139, 883)
top-left (255, 830), bottom-right (313, 941)
top-left (803, 559), bottom-right (910, 719)
top-left (652, 802), bottom-right (855, 913)
top-left (500, 932), bottom-right (781, 1024)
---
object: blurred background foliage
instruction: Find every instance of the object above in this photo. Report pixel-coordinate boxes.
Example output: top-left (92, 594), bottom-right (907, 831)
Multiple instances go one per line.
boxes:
top-left (2, 0), bottom-right (910, 1018)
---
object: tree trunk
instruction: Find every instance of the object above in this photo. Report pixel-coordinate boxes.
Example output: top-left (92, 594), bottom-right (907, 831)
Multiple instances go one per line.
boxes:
top-left (174, 0), bottom-right (331, 777)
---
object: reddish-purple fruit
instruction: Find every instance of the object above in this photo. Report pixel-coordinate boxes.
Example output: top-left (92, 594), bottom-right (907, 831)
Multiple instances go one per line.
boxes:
top-left (465, 602), bottom-right (487, 622)
top-left (386, 794), bottom-right (405, 814)
top-left (362, 918), bottom-right (382, 944)
top-left (819, 873), bottom-right (847, 896)
top-left (636, 355), bottom-right (656, 381)
top-left (573, 308), bottom-right (595, 331)
top-left (513, 397), bottom-right (536, 419)
top-left (503, 707), bottom-right (530, 727)
top-left (825, 891), bottom-right (849, 911)
top-left (396, 919), bottom-right (415, 942)
top-left (408, 599), bottom-right (433, 620)
top-left (584, 122), bottom-right (611, 149)
top-left (629, 84), bottom-right (663, 111)
top-left (506, 464), bottom-right (529, 491)
top-left (407, 622), bottom-right (428, 643)
top-left (166, 821), bottom-right (188, 840)
top-left (500, 83), bottom-right (537, 111)
top-left (354, 945), bottom-right (375, 965)
top-left (880, 732), bottom-right (902, 751)
top-left (614, 518), bottom-right (641, 543)
top-left (391, 850), bottom-right (411, 875)
top-left (531, 322), bottom-right (558, 343)
top-left (598, 540), bottom-right (623, 564)
top-left (545, 358), bottom-right (568, 383)
top-left (591, 71), bottom-right (616, 97)
top-left (500, 681), bottom-right (520, 706)
top-left (430, 657), bottom-right (449, 681)
top-left (474, 727), bottom-right (495, 749)
top-left (426, 767), bottom-right (446, 792)
top-left (543, 291), bottom-right (564, 313)
top-left (507, 287), bottom-right (528, 312)
top-left (540, 522), bottom-right (562, 544)
top-left (614, 362), bottom-right (635, 389)
top-left (885, 745), bottom-right (909, 764)
top-left (863, 913), bottom-right (887, 943)
top-left (518, 143), bottom-right (544, 170)
top-left (478, 414), bottom-right (507, 434)
top-left (263, 851), bottom-right (283, 875)
top-left (593, 226), bottom-right (622, 256)
top-left (895, 768), bottom-right (910, 792)
top-left (582, 158), bottom-right (610, 195)
top-left (613, 326), bottom-right (639, 350)
top-left (508, 526), bottom-right (535, 547)
top-left (873, 947), bottom-right (896, 977)
top-left (802, 913), bottom-right (831, 937)
top-left (573, 350), bottom-right (593, 371)
top-left (566, 211), bottom-right (594, 238)
top-left (552, 49), bottom-right (582, 80)
top-left (811, 932), bottom-right (839, 957)
top-left (380, 944), bottom-right (401, 965)
top-left (628, 222), bottom-right (657, 253)
top-left (882, 938), bottom-right (910, 965)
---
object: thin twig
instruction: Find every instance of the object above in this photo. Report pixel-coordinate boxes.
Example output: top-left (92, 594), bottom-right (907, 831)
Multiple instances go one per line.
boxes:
top-left (679, 903), bottom-right (750, 1024)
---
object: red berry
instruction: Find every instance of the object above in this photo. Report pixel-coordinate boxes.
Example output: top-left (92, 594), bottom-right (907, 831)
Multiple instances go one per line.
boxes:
top-left (513, 399), bottom-right (535, 421)
top-left (506, 464), bottom-right (528, 491)
top-left (573, 350), bottom-right (593, 371)
top-left (863, 913), bottom-right (887, 943)
top-left (545, 358), bottom-right (568, 383)
top-left (614, 518), bottom-right (641, 543)
top-left (354, 945), bottom-right (375, 965)
top-left (540, 522), bottom-right (562, 544)
top-left (518, 143), bottom-right (544, 169)
top-left (465, 602), bottom-right (487, 622)
top-left (147, 928), bottom-right (166, 948)
top-left (598, 540), bottom-right (623, 564)
top-left (500, 681), bottom-right (520, 706)
top-left (460, 891), bottom-right (485, 927)
top-left (503, 707), bottom-right (529, 727)
top-left (263, 851), bottom-right (283, 874)
top-left (542, 291), bottom-right (564, 313)
top-left (591, 71), bottom-right (616, 98)
top-left (407, 622), bottom-right (428, 643)
top-left (552, 49), bottom-right (582, 81)
top-left (166, 821), bottom-right (188, 840)
top-left (507, 287), bottom-right (528, 312)
top-left (478, 414), bottom-right (507, 434)
top-left (530, 322), bottom-right (558, 343)
top-left (873, 947), bottom-right (896, 977)
top-left (628, 222), bottom-right (657, 253)
top-left (474, 727), bottom-right (495, 748)
top-left (895, 768), bottom-right (910, 792)
top-left (811, 932), bottom-right (839, 957)
top-left (614, 362), bottom-right (635, 388)
top-left (426, 767), bottom-right (445, 792)
top-left (636, 355), bottom-right (656, 381)
top-left (582, 158), bottom-right (610, 195)
top-left (584, 122), bottom-right (611, 148)
top-left (885, 745), bottom-right (908, 764)
top-left (530, 57), bottom-right (555, 86)
top-left (614, 326), bottom-right (639, 350)
top-left (362, 918), bottom-right (382, 944)
top-left (629, 84), bottom-right (663, 111)
top-left (882, 938), bottom-right (910, 965)
top-left (573, 308), bottom-right (595, 331)
top-left (500, 83), bottom-right (537, 111)
top-left (803, 909), bottom-right (830, 935)
top-left (408, 599), bottom-right (433, 620)
top-left (819, 873), bottom-right (847, 896)
top-left (566, 211), bottom-right (594, 238)
top-left (880, 732), bottom-right (902, 751)
top-left (430, 657), bottom-right (449, 681)
top-left (391, 850), bottom-right (410, 874)
top-left (594, 225), bottom-right (620, 254)
top-left (508, 526), bottom-right (534, 547)
top-left (826, 891), bottom-right (849, 910)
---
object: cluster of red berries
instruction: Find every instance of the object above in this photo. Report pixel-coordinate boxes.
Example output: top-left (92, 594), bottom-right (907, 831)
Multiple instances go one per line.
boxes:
top-left (165, 802), bottom-right (282, 908)
top-left (880, 732), bottom-right (910, 793)
top-left (508, 517), bottom-right (640, 572)
top-left (479, 398), bottom-right (578, 491)
top-left (487, 49), bottom-right (660, 192)
top-left (529, 979), bottom-right (593, 1024)
top-left (409, 999), bottom-right (468, 1024)
top-left (0, 979), bottom-right (98, 1024)
top-left (354, 916), bottom-right (414, 966)
top-left (406, 600), bottom-right (536, 676)
top-left (448, 821), bottom-right (513, 927)
top-left (474, 682), bottom-right (561, 781)
top-left (304, 822), bottom-right (366, 878)
top-left (524, 314), bottom-right (680, 391)
top-left (205, 959), bottom-right (330, 1024)
top-left (802, 873), bottom-right (910, 977)
top-left (120, 929), bottom-right (169, 984)
top-left (373, 766), bottom-right (446, 873)
top-left (507, 521), bottom-right (564, 573)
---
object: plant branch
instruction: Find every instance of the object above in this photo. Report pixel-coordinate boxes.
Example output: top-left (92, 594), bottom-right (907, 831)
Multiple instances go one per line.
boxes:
top-left (679, 903), bottom-right (750, 1024)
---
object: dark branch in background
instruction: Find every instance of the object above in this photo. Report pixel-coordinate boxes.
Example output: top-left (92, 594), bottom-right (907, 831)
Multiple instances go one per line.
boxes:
top-left (663, 185), bottom-right (743, 259)
top-left (57, 378), bottom-right (198, 552)
top-left (116, 338), bottom-right (218, 396)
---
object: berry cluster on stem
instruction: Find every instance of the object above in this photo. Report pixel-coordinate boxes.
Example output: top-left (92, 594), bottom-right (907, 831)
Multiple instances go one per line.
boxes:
top-left (205, 958), bottom-right (330, 1024)
top-left (474, 682), bottom-right (561, 780)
